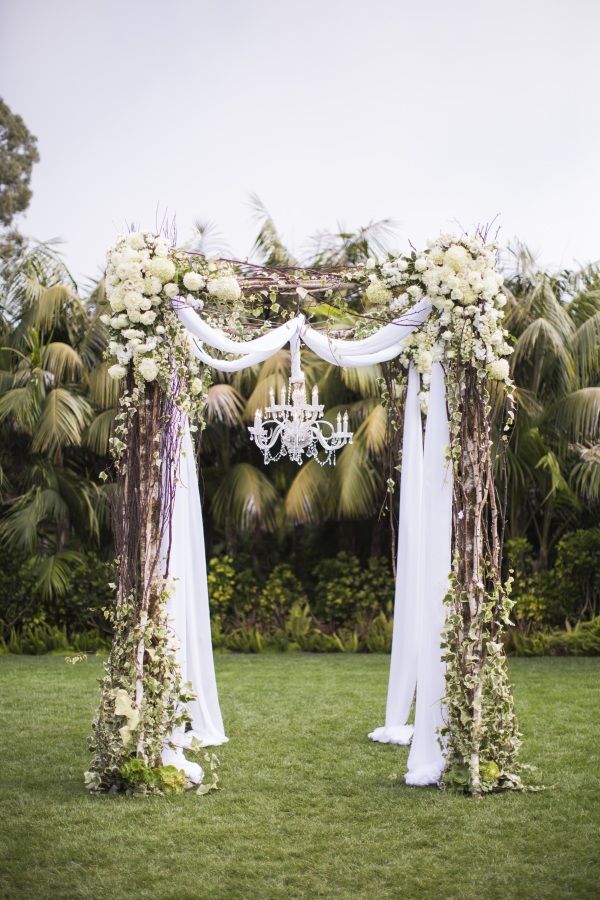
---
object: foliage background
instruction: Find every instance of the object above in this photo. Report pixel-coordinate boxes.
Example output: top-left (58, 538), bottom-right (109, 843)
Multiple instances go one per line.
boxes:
top-left (0, 100), bottom-right (599, 655)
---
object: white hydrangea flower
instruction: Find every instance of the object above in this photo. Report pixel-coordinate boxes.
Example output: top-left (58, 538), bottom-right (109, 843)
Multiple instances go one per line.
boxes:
top-left (109, 293), bottom-right (126, 313)
top-left (144, 276), bottom-right (162, 296)
top-left (486, 358), bottom-right (510, 381)
top-left (154, 238), bottom-right (170, 257)
top-left (147, 257), bottom-right (176, 283)
top-left (138, 357), bottom-right (159, 381)
top-left (163, 282), bottom-right (179, 299)
top-left (415, 348), bottom-right (433, 374)
top-left (365, 279), bottom-right (393, 306)
top-left (183, 271), bottom-right (206, 292)
top-left (444, 245), bottom-right (470, 272)
top-left (126, 232), bottom-right (147, 250)
top-left (140, 310), bottom-right (157, 326)
top-left (108, 364), bottom-right (127, 380)
top-left (206, 275), bottom-right (242, 303)
top-left (124, 290), bottom-right (143, 310)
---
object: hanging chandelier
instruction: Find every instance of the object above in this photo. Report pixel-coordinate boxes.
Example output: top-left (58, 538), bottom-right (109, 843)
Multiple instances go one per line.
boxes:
top-left (248, 334), bottom-right (353, 466)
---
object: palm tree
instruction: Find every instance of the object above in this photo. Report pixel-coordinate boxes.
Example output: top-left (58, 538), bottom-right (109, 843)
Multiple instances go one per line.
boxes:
top-left (0, 245), bottom-right (115, 597)
top-left (500, 246), bottom-right (600, 567)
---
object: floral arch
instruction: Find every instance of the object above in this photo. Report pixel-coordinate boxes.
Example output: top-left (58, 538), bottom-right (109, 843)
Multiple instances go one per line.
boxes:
top-left (86, 230), bottom-right (526, 798)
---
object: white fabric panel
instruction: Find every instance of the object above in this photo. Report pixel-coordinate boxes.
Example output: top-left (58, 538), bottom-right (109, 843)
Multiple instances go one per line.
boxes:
top-left (405, 363), bottom-right (452, 786)
top-left (298, 337), bottom-right (414, 368)
top-left (301, 299), bottom-right (431, 361)
top-left (368, 365), bottom-right (423, 746)
top-left (162, 420), bottom-right (228, 747)
top-left (189, 342), bottom-right (280, 372)
top-left (177, 305), bottom-right (300, 354)
top-left (179, 301), bottom-right (432, 373)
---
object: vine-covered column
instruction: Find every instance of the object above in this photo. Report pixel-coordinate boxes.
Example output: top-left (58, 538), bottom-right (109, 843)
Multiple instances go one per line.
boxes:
top-left (86, 232), bottom-right (210, 794)
top-left (86, 376), bottom-right (192, 792)
top-left (442, 368), bottom-right (524, 795)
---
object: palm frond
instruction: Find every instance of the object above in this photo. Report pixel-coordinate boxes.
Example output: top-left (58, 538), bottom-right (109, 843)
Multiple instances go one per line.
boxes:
top-left (204, 384), bottom-right (245, 426)
top-left (0, 384), bottom-right (41, 431)
top-left (0, 486), bottom-right (69, 553)
top-left (82, 409), bottom-right (116, 455)
top-left (352, 403), bottom-right (388, 457)
top-left (32, 388), bottom-right (92, 454)
top-left (32, 550), bottom-right (84, 600)
top-left (87, 364), bottom-right (121, 409)
top-left (334, 442), bottom-right (382, 518)
top-left (306, 220), bottom-right (397, 267)
top-left (29, 284), bottom-right (87, 334)
top-left (249, 194), bottom-right (297, 266)
top-left (42, 342), bottom-right (85, 383)
top-left (339, 364), bottom-right (382, 397)
top-left (78, 314), bottom-right (108, 369)
top-left (211, 462), bottom-right (280, 532)
top-left (284, 460), bottom-right (330, 524)
top-left (547, 388), bottom-right (600, 443)
top-left (573, 310), bottom-right (600, 384)
top-left (569, 444), bottom-right (600, 503)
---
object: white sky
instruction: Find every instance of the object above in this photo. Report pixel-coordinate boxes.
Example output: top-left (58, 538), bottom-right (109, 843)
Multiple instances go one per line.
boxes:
top-left (2, 0), bottom-right (600, 288)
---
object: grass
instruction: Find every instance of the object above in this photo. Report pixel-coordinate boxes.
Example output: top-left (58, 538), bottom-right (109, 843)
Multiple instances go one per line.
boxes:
top-left (0, 654), bottom-right (599, 899)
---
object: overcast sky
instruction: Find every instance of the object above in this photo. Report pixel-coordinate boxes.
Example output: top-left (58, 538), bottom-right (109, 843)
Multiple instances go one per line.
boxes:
top-left (2, 0), bottom-right (600, 288)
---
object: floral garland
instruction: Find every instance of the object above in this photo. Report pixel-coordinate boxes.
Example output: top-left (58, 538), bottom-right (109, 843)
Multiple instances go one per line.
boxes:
top-left (95, 229), bottom-right (523, 798)
top-left (360, 234), bottom-right (513, 412)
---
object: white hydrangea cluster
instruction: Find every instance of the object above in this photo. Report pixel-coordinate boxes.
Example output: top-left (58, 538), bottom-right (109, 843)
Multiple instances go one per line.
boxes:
top-left (102, 231), bottom-right (217, 433)
top-left (103, 232), bottom-right (176, 382)
top-left (365, 234), bottom-right (512, 411)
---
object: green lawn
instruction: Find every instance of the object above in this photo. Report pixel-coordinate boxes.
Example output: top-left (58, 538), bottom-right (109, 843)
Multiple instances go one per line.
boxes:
top-left (0, 655), bottom-right (599, 899)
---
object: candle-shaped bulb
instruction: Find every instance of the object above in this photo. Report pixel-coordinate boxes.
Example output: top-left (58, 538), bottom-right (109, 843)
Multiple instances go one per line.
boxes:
top-left (336, 412), bottom-right (342, 431)
top-left (280, 386), bottom-right (286, 405)
top-left (312, 384), bottom-right (318, 405)
top-left (342, 411), bottom-right (348, 432)
top-left (269, 387), bottom-right (275, 407)
top-left (254, 409), bottom-right (261, 429)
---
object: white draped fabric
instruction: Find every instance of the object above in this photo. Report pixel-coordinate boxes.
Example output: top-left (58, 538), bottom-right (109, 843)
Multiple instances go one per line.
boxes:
top-left (368, 364), bottom-right (422, 747)
top-left (161, 420), bottom-right (228, 750)
top-left (405, 363), bottom-right (452, 785)
top-left (168, 301), bottom-right (452, 786)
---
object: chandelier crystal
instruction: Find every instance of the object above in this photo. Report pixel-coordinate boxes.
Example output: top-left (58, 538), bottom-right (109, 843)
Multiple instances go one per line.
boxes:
top-left (248, 334), bottom-right (353, 466)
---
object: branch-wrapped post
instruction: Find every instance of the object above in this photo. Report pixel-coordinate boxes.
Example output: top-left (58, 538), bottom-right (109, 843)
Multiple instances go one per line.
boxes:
top-left (442, 367), bottom-right (522, 796)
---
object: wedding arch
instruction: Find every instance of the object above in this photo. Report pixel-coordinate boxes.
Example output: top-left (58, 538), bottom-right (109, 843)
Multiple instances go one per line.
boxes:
top-left (86, 229), bottom-right (527, 798)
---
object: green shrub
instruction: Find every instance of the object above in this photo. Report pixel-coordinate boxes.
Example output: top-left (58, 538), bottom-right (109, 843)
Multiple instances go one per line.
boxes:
top-left (284, 602), bottom-right (312, 646)
top-left (0, 548), bottom-right (114, 643)
top-left (258, 564), bottom-right (308, 630)
top-left (542, 528), bottom-right (600, 624)
top-left (510, 616), bottom-right (600, 656)
top-left (225, 626), bottom-right (264, 653)
top-left (6, 620), bottom-right (69, 654)
top-left (207, 555), bottom-right (260, 628)
top-left (504, 538), bottom-right (548, 632)
top-left (362, 612), bottom-right (393, 653)
top-left (311, 553), bottom-right (394, 628)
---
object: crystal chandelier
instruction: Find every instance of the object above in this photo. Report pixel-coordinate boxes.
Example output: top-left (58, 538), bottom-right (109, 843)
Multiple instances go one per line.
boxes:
top-left (248, 334), bottom-right (353, 466)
